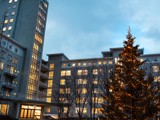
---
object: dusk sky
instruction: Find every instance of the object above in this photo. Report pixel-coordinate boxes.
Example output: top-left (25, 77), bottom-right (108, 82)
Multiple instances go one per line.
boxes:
top-left (43, 0), bottom-right (160, 60)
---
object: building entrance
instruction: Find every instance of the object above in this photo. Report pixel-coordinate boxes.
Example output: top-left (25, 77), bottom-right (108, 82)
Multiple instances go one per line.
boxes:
top-left (20, 105), bottom-right (42, 120)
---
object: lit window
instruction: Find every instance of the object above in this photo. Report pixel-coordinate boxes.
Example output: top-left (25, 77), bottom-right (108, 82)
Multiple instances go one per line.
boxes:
top-left (140, 58), bottom-right (143, 62)
top-left (2, 27), bottom-right (6, 31)
top-left (46, 107), bottom-right (50, 113)
top-left (59, 88), bottom-right (65, 94)
top-left (49, 71), bottom-right (54, 79)
top-left (98, 61), bottom-right (102, 65)
top-left (83, 63), bottom-right (86, 66)
top-left (63, 107), bottom-right (68, 113)
top-left (75, 107), bottom-right (87, 114)
top-left (72, 63), bottom-right (76, 66)
top-left (103, 61), bottom-right (107, 64)
top-left (77, 88), bottom-right (87, 94)
top-left (7, 35), bottom-right (10, 37)
top-left (60, 79), bottom-right (65, 85)
top-left (11, 12), bottom-right (15, 15)
top-left (62, 63), bottom-right (67, 67)
top-left (153, 66), bottom-right (159, 72)
top-left (66, 88), bottom-right (70, 94)
top-left (77, 69), bottom-right (88, 75)
top-left (48, 80), bottom-right (53, 87)
top-left (44, 3), bottom-right (48, 8)
top-left (0, 104), bottom-right (9, 115)
top-left (92, 97), bottom-right (104, 103)
top-left (12, 57), bottom-right (18, 64)
top-left (59, 88), bottom-right (70, 94)
top-left (14, 0), bottom-right (18, 2)
top-left (77, 79), bottom-right (87, 84)
top-left (93, 69), bottom-right (98, 75)
top-left (46, 97), bottom-right (51, 103)
top-left (61, 70), bottom-right (71, 76)
top-left (35, 33), bottom-right (43, 44)
top-left (33, 43), bottom-right (39, 51)
top-left (59, 98), bottom-right (68, 103)
top-left (9, 0), bottom-right (12, 3)
top-left (154, 76), bottom-right (160, 82)
top-left (47, 89), bottom-right (52, 96)
top-left (93, 79), bottom-right (98, 84)
top-left (77, 63), bottom-right (81, 66)
top-left (4, 20), bottom-right (8, 24)
top-left (10, 19), bottom-right (14, 22)
top-left (10, 66), bottom-right (14, 74)
top-left (49, 64), bottom-right (54, 70)
top-left (0, 62), bottom-right (4, 70)
top-left (108, 60), bottom-right (113, 64)
top-left (76, 98), bottom-right (87, 104)
top-left (92, 108), bottom-right (102, 114)
top-left (93, 89), bottom-right (99, 94)
top-left (115, 58), bottom-right (118, 64)
top-left (8, 26), bottom-right (12, 30)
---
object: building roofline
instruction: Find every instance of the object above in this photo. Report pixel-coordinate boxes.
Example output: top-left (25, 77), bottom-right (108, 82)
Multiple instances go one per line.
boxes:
top-left (62, 57), bottom-right (112, 62)
top-left (110, 47), bottom-right (123, 51)
top-left (141, 53), bottom-right (160, 57)
top-left (47, 53), bottom-right (69, 60)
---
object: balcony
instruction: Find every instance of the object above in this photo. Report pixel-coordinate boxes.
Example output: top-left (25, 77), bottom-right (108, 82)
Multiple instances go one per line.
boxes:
top-left (2, 82), bottom-right (16, 90)
top-left (39, 81), bottom-right (48, 89)
top-left (4, 69), bottom-right (17, 78)
top-left (38, 90), bottom-right (47, 97)
top-left (41, 64), bottom-right (49, 71)
top-left (40, 72), bottom-right (48, 80)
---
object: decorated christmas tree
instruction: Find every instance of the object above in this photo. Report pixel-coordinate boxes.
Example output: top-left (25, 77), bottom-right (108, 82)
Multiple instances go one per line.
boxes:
top-left (101, 29), bottom-right (159, 120)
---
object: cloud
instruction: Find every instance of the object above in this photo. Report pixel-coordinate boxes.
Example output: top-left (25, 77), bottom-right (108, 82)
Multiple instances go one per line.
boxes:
top-left (43, 0), bottom-right (160, 60)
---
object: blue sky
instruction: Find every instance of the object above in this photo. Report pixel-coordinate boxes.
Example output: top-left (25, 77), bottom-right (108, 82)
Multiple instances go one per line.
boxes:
top-left (43, 0), bottom-right (160, 60)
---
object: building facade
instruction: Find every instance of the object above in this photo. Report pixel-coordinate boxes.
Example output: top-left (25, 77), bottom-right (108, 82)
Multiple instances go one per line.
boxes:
top-left (0, 0), bottom-right (49, 100)
top-left (0, 0), bottom-right (49, 119)
top-left (0, 33), bottom-right (26, 118)
top-left (46, 48), bottom-right (160, 119)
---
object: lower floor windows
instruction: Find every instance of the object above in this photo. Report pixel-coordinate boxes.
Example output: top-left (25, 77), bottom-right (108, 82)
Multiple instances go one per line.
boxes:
top-left (20, 105), bottom-right (42, 119)
top-left (0, 104), bottom-right (9, 115)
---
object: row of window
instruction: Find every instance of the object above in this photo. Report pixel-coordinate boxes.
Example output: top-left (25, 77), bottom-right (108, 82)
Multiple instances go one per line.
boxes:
top-left (59, 97), bottom-right (103, 104)
top-left (47, 64), bottom-right (54, 103)
top-left (60, 69), bottom-right (107, 77)
top-left (38, 11), bottom-right (46, 22)
top-left (153, 66), bottom-right (159, 72)
top-left (63, 107), bottom-right (102, 114)
top-left (62, 60), bottom-right (112, 68)
top-left (60, 79), bottom-right (99, 85)
top-left (3, 4), bottom-right (16, 37)
top-left (2, 26), bottom-right (12, 31)
top-left (4, 19), bottom-right (14, 24)
top-left (35, 33), bottom-right (43, 44)
top-left (9, 0), bottom-right (18, 3)
top-left (0, 63), bottom-right (19, 74)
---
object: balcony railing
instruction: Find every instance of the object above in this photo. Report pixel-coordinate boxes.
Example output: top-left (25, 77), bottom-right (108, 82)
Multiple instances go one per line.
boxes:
top-left (4, 69), bottom-right (18, 78)
top-left (41, 64), bottom-right (49, 71)
top-left (38, 90), bottom-right (47, 97)
top-left (2, 82), bottom-right (16, 90)
top-left (39, 81), bottom-right (48, 89)
top-left (40, 72), bottom-right (48, 80)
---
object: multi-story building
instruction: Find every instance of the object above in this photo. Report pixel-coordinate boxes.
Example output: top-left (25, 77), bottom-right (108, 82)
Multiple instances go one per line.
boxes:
top-left (46, 48), bottom-right (160, 119)
top-left (0, 0), bottom-right (48, 100)
top-left (0, 32), bottom-right (26, 118)
top-left (0, 0), bottom-right (50, 119)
